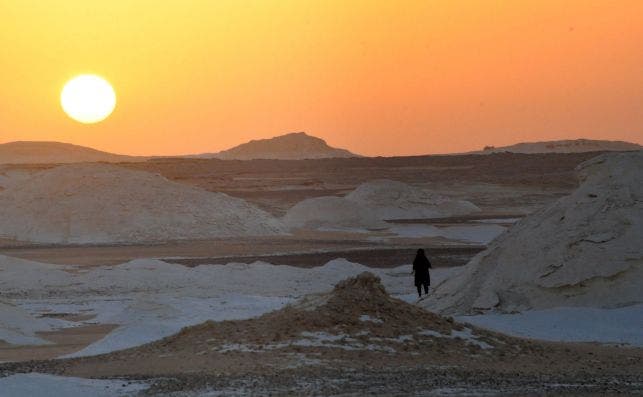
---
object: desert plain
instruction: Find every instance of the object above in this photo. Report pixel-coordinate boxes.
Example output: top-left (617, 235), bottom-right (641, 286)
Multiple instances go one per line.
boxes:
top-left (0, 141), bottom-right (641, 396)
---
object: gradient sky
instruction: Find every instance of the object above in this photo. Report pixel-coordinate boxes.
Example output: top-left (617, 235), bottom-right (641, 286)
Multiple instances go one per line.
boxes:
top-left (1, 0), bottom-right (642, 156)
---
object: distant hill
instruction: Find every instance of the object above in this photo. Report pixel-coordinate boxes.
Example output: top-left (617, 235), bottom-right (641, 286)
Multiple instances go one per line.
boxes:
top-left (0, 141), bottom-right (146, 164)
top-left (194, 132), bottom-right (359, 160)
top-left (474, 139), bottom-right (641, 154)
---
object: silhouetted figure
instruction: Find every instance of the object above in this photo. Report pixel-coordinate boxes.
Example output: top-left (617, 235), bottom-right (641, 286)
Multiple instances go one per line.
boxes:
top-left (412, 248), bottom-right (432, 297)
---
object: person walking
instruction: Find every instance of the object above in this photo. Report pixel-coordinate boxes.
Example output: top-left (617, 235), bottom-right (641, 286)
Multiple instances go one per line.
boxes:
top-left (412, 248), bottom-right (432, 298)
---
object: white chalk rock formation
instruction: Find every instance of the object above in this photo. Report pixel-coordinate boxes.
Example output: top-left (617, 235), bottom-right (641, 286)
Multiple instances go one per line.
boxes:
top-left (345, 179), bottom-right (480, 220)
top-left (283, 196), bottom-right (388, 231)
top-left (0, 299), bottom-right (70, 345)
top-left (426, 152), bottom-right (643, 314)
top-left (283, 180), bottom-right (481, 231)
top-left (0, 163), bottom-right (284, 244)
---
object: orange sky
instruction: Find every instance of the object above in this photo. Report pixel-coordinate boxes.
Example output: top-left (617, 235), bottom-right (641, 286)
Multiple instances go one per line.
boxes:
top-left (1, 0), bottom-right (642, 156)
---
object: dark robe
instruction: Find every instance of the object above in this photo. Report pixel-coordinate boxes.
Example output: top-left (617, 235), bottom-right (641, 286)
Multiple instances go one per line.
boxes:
top-left (413, 253), bottom-right (431, 287)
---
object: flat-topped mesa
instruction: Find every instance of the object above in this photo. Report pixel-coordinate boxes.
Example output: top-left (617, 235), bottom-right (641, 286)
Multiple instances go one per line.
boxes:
top-left (198, 132), bottom-right (359, 160)
top-left (476, 139), bottom-right (642, 154)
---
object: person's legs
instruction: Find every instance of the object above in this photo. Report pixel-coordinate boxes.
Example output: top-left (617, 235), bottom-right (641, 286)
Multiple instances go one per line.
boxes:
top-left (416, 285), bottom-right (422, 297)
top-left (423, 282), bottom-right (429, 294)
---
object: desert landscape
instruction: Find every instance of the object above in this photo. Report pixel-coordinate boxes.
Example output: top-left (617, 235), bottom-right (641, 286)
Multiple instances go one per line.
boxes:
top-left (0, 135), bottom-right (641, 396)
top-left (2, 2), bottom-right (643, 395)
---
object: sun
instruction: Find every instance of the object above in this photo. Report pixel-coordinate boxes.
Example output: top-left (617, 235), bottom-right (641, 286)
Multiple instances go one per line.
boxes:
top-left (61, 74), bottom-right (116, 124)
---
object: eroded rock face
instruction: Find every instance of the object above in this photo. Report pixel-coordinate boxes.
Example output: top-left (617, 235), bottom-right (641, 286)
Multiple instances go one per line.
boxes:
top-left (0, 163), bottom-right (284, 244)
top-left (426, 151), bottom-right (643, 314)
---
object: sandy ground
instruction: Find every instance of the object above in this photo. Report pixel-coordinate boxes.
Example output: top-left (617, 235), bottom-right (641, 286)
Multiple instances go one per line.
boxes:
top-left (0, 324), bottom-right (117, 363)
top-left (0, 373), bottom-right (148, 397)
top-left (0, 229), bottom-right (487, 268)
top-left (2, 274), bottom-right (641, 396)
top-left (0, 260), bottom-right (429, 362)
top-left (2, 152), bottom-right (639, 395)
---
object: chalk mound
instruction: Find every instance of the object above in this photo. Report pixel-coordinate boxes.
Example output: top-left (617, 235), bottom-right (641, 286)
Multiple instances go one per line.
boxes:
top-left (191, 271), bottom-right (500, 350)
top-left (0, 163), bottom-right (284, 244)
top-left (283, 196), bottom-right (388, 231)
top-left (0, 141), bottom-right (144, 164)
top-left (345, 179), bottom-right (480, 220)
top-left (200, 132), bottom-right (359, 160)
top-left (0, 254), bottom-right (412, 303)
top-left (283, 180), bottom-right (480, 231)
top-left (426, 151), bottom-right (643, 315)
top-left (74, 272), bottom-right (507, 368)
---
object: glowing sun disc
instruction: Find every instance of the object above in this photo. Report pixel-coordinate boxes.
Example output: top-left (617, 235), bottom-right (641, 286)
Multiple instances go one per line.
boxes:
top-left (61, 75), bottom-right (116, 124)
